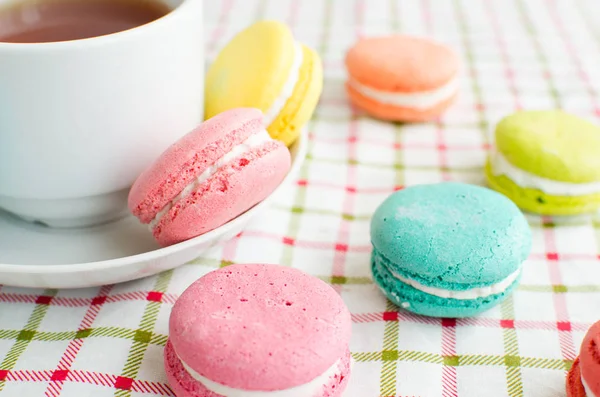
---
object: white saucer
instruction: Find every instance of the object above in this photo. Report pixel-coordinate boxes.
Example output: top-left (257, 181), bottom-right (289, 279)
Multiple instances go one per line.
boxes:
top-left (0, 131), bottom-right (307, 289)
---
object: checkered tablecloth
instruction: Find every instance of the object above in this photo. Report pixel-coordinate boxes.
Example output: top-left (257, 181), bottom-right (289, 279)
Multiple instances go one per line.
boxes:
top-left (2, 0), bottom-right (600, 396)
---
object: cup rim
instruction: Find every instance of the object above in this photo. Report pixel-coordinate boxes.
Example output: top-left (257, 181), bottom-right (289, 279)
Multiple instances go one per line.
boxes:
top-left (0, 0), bottom-right (197, 50)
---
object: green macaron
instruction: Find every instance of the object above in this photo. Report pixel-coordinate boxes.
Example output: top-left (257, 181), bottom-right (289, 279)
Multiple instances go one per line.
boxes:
top-left (486, 110), bottom-right (600, 215)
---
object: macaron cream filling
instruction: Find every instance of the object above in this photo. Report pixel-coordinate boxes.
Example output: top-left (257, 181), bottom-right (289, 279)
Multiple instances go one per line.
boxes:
top-left (148, 129), bottom-right (272, 230)
top-left (582, 375), bottom-right (597, 397)
top-left (263, 42), bottom-right (304, 127)
top-left (178, 353), bottom-right (342, 397)
top-left (491, 150), bottom-right (600, 196)
top-left (390, 266), bottom-right (522, 300)
top-left (348, 76), bottom-right (458, 109)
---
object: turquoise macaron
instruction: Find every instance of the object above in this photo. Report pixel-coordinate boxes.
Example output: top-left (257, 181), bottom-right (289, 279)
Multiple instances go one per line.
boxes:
top-left (370, 182), bottom-right (532, 318)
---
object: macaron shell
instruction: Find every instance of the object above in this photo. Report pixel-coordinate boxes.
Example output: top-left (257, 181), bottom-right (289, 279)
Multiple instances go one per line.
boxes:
top-left (345, 35), bottom-right (458, 93)
top-left (346, 82), bottom-right (457, 122)
top-left (164, 341), bottom-right (352, 397)
top-left (205, 21), bottom-right (296, 120)
top-left (495, 110), bottom-right (600, 183)
top-left (580, 320), bottom-right (600, 397)
top-left (169, 264), bottom-right (352, 391)
top-left (153, 141), bottom-right (290, 246)
top-left (370, 183), bottom-right (531, 287)
top-left (566, 358), bottom-right (588, 397)
top-left (485, 162), bottom-right (600, 215)
top-left (128, 108), bottom-right (262, 223)
top-left (371, 249), bottom-right (520, 318)
top-left (267, 44), bottom-right (323, 146)
top-left (165, 340), bottom-right (219, 397)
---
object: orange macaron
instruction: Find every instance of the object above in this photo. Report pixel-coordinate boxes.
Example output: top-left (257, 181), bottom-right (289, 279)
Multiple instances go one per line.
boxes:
top-left (345, 35), bottom-right (459, 122)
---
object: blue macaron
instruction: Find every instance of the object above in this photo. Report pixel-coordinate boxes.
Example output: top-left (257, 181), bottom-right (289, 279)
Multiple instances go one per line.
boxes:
top-left (370, 182), bottom-right (532, 318)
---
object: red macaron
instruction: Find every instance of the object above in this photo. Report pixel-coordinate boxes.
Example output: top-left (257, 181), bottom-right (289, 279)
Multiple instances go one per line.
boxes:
top-left (567, 320), bottom-right (600, 397)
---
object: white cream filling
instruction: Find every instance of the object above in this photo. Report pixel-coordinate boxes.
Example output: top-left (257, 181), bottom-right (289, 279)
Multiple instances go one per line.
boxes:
top-left (263, 42), bottom-right (304, 127)
top-left (148, 130), bottom-right (271, 230)
top-left (490, 151), bottom-right (600, 196)
top-left (391, 268), bottom-right (522, 300)
top-left (348, 76), bottom-right (458, 109)
top-left (179, 356), bottom-right (342, 397)
top-left (582, 375), bottom-right (597, 397)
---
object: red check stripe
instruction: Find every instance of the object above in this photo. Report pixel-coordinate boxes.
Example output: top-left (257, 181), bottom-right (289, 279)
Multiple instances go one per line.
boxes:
top-left (2, 370), bottom-right (173, 396)
top-left (542, 217), bottom-right (577, 361)
top-left (45, 285), bottom-right (113, 397)
top-left (0, 291), bottom-right (178, 307)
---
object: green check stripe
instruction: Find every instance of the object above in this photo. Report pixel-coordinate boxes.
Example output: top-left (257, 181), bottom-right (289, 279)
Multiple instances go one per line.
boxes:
top-left (520, 357), bottom-right (570, 370)
top-left (33, 331), bottom-right (76, 341)
top-left (0, 289), bottom-right (56, 392)
top-left (0, 330), bottom-right (19, 339)
top-left (318, 276), bottom-right (372, 285)
top-left (150, 334), bottom-right (169, 347)
top-left (115, 271), bottom-right (173, 397)
top-left (352, 350), bottom-right (570, 370)
top-left (500, 297), bottom-right (523, 396)
top-left (380, 301), bottom-right (400, 396)
top-left (355, 350), bottom-right (442, 364)
top-left (90, 327), bottom-right (136, 340)
top-left (459, 355), bottom-right (504, 366)
top-left (0, 327), bottom-right (168, 344)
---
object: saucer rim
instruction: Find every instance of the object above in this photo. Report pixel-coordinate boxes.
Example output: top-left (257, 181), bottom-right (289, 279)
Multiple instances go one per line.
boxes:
top-left (0, 129), bottom-right (307, 274)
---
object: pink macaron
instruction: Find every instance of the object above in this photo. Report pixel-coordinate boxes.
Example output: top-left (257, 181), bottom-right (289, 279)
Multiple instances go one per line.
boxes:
top-left (567, 320), bottom-right (600, 397)
top-left (164, 264), bottom-right (353, 397)
top-left (128, 108), bottom-right (291, 246)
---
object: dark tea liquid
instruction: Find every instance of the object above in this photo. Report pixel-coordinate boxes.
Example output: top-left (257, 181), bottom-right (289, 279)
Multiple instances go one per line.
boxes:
top-left (0, 0), bottom-right (171, 43)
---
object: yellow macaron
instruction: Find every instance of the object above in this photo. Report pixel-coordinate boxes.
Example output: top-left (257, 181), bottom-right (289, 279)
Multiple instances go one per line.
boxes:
top-left (205, 20), bottom-right (323, 147)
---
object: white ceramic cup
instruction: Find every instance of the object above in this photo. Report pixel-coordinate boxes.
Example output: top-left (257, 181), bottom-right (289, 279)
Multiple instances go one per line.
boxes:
top-left (0, 0), bottom-right (204, 228)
